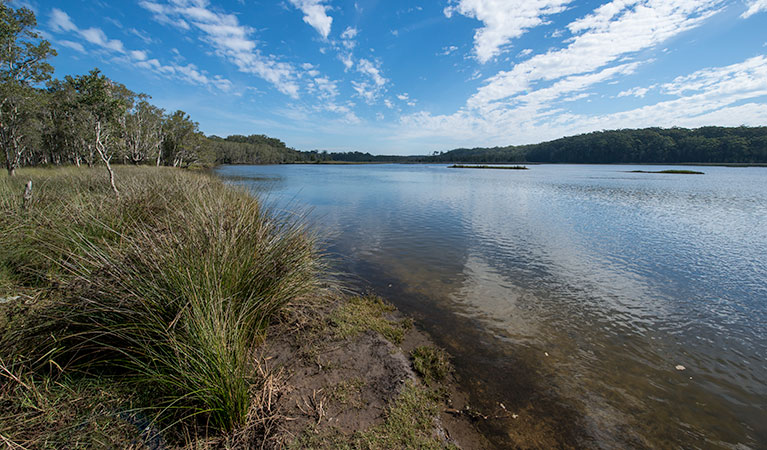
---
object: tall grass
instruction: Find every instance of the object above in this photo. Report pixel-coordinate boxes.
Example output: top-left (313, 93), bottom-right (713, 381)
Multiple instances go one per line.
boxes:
top-left (0, 166), bottom-right (322, 432)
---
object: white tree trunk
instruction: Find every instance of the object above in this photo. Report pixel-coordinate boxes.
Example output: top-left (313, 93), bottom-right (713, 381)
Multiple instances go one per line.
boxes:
top-left (95, 121), bottom-right (119, 198)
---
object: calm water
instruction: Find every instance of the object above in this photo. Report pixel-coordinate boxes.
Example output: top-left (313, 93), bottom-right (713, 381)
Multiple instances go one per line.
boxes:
top-left (215, 164), bottom-right (767, 448)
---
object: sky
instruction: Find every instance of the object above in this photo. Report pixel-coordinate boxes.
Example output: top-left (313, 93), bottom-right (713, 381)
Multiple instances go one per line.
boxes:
top-left (17, 0), bottom-right (767, 155)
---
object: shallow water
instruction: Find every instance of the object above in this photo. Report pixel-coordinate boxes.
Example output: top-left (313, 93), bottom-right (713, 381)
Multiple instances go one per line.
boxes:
top-left (215, 164), bottom-right (767, 448)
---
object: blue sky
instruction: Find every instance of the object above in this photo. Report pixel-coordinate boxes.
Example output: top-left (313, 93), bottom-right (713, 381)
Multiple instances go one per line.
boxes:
top-left (19, 0), bottom-right (767, 154)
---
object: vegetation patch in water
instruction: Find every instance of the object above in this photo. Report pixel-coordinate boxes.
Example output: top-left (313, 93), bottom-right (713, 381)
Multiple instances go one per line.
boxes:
top-left (410, 346), bottom-right (453, 385)
top-left (328, 294), bottom-right (412, 345)
top-left (450, 165), bottom-right (528, 170)
top-left (629, 169), bottom-right (704, 174)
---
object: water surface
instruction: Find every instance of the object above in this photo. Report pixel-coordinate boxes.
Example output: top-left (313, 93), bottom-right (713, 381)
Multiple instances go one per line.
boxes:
top-left (216, 164), bottom-right (767, 448)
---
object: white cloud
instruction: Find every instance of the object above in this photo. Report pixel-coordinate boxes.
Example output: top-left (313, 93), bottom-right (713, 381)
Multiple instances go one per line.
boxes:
top-left (57, 40), bottom-right (85, 53)
top-left (339, 53), bottom-right (354, 70)
top-left (323, 102), bottom-right (360, 123)
top-left (397, 55), bottom-right (767, 147)
top-left (309, 76), bottom-right (339, 99)
top-left (139, 0), bottom-right (299, 97)
top-left (49, 8), bottom-right (77, 32)
top-left (80, 27), bottom-right (126, 53)
top-left (439, 45), bottom-right (458, 56)
top-left (357, 58), bottom-right (386, 87)
top-left (341, 27), bottom-right (358, 40)
top-left (48, 8), bottom-right (232, 92)
top-left (618, 86), bottom-right (652, 98)
top-left (518, 48), bottom-right (533, 58)
top-left (742, 0), bottom-right (767, 17)
top-left (135, 58), bottom-right (233, 91)
top-left (340, 27), bottom-right (358, 50)
top-left (352, 81), bottom-right (385, 104)
top-left (444, 0), bottom-right (572, 63)
top-left (288, 0), bottom-right (333, 38)
top-left (130, 50), bottom-right (148, 61)
top-left (351, 59), bottom-right (387, 103)
top-left (138, 1), bottom-right (191, 30)
top-left (129, 28), bottom-right (154, 45)
top-left (468, 0), bottom-right (724, 110)
top-left (50, 10), bottom-right (128, 54)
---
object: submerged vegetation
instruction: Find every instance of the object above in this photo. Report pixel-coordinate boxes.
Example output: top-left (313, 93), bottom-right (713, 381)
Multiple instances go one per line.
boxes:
top-left (410, 346), bottom-right (453, 385)
top-left (0, 166), bottom-right (322, 443)
top-left (329, 295), bottom-right (413, 345)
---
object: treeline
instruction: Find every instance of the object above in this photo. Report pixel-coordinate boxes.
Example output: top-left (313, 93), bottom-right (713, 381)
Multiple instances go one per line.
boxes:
top-left (0, 2), bottom-right (301, 179)
top-left (425, 127), bottom-right (767, 164)
top-left (295, 127), bottom-right (767, 165)
top-left (209, 134), bottom-right (303, 164)
top-left (301, 150), bottom-right (406, 163)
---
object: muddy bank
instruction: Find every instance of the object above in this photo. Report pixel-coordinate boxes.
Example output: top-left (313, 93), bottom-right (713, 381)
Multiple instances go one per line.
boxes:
top-left (263, 293), bottom-right (491, 448)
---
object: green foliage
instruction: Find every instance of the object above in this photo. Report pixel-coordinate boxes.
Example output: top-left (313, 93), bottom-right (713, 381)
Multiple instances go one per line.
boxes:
top-left (68, 69), bottom-right (131, 125)
top-left (328, 295), bottom-right (412, 345)
top-left (0, 167), bottom-right (323, 433)
top-left (427, 127), bottom-right (767, 164)
top-left (410, 346), bottom-right (453, 385)
top-left (0, 1), bottom-right (56, 175)
top-left (355, 382), bottom-right (448, 449)
top-left (0, 1), bottom-right (56, 85)
top-left (162, 109), bottom-right (199, 166)
top-left (209, 134), bottom-right (304, 164)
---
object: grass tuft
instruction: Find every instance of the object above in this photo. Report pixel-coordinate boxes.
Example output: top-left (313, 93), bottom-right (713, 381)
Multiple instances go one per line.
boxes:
top-left (410, 346), bottom-right (453, 385)
top-left (328, 295), bottom-right (412, 345)
top-left (0, 166), bottom-right (323, 437)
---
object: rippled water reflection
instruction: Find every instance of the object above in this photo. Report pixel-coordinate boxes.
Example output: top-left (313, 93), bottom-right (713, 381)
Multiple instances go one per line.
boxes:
top-left (216, 164), bottom-right (767, 448)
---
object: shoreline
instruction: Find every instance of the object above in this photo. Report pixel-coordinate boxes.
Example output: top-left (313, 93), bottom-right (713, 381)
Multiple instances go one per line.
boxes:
top-left (0, 166), bottom-right (491, 448)
top-left (223, 161), bottom-right (767, 168)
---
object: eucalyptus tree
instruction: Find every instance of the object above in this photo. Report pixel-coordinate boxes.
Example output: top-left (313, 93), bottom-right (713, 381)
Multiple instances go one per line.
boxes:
top-left (161, 110), bottom-right (198, 167)
top-left (42, 79), bottom-right (90, 166)
top-left (124, 95), bottom-right (164, 165)
top-left (70, 69), bottom-right (133, 197)
top-left (0, 1), bottom-right (56, 175)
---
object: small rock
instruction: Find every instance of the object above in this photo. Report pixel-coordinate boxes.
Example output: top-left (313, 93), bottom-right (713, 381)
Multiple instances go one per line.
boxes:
top-left (675, 365), bottom-right (686, 371)
top-left (388, 284), bottom-right (392, 288)
top-left (544, 352), bottom-right (549, 357)
top-left (511, 413), bottom-right (519, 419)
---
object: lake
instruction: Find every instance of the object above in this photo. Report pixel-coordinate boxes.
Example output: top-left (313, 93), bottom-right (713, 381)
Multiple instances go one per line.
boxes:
top-left (215, 163), bottom-right (767, 448)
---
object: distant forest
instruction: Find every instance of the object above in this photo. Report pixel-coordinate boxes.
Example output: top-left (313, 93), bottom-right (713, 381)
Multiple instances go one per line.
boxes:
top-left (310, 127), bottom-right (767, 165)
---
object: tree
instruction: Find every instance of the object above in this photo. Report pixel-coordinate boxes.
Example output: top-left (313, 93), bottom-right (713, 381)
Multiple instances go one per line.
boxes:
top-left (161, 110), bottom-right (198, 167)
top-left (70, 69), bottom-right (132, 197)
top-left (124, 95), bottom-right (164, 165)
top-left (0, 1), bottom-right (56, 175)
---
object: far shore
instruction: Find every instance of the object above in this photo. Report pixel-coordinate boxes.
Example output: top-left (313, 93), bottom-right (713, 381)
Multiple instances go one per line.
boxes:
top-left (223, 161), bottom-right (767, 168)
